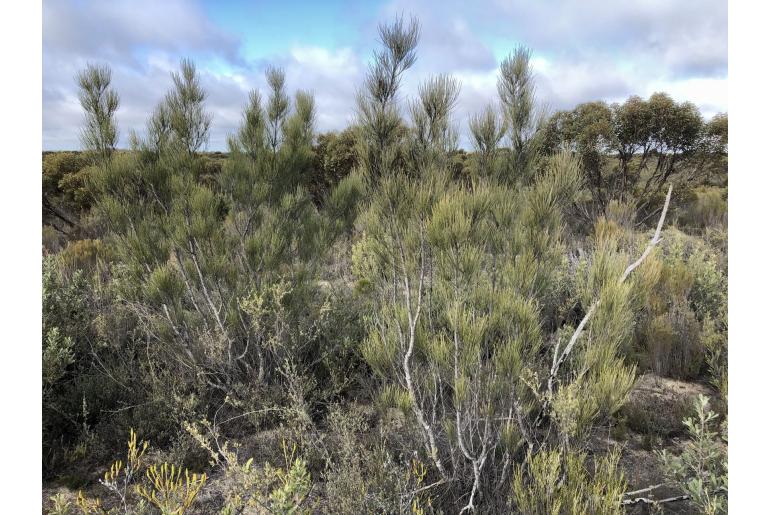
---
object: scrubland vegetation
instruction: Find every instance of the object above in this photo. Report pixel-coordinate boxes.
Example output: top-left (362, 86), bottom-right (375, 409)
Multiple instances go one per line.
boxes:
top-left (43, 18), bottom-right (727, 514)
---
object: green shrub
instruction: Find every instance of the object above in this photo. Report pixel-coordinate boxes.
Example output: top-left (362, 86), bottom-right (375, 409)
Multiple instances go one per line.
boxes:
top-left (645, 302), bottom-right (704, 379)
top-left (659, 395), bottom-right (727, 514)
top-left (185, 420), bottom-right (313, 514)
top-left (76, 429), bottom-right (207, 515)
top-left (679, 186), bottom-right (727, 229)
top-left (47, 492), bottom-right (74, 515)
top-left (57, 239), bottom-right (105, 273)
top-left (511, 448), bottom-right (626, 514)
top-left (43, 152), bottom-right (89, 197)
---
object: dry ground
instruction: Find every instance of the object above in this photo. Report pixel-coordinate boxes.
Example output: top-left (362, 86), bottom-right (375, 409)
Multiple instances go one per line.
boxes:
top-left (43, 373), bottom-right (719, 514)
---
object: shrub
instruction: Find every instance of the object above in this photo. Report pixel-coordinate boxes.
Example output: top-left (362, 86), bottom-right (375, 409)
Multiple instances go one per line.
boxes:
top-left (659, 395), bottom-right (727, 514)
top-left (77, 429), bottom-right (207, 515)
top-left (43, 152), bottom-right (89, 198)
top-left (688, 248), bottom-right (727, 323)
top-left (57, 239), bottom-right (105, 273)
top-left (136, 463), bottom-right (207, 514)
top-left (43, 224), bottom-right (66, 252)
top-left (679, 186), bottom-right (727, 229)
top-left (48, 492), bottom-right (74, 515)
top-left (645, 302), bottom-right (704, 379)
top-left (185, 420), bottom-right (314, 514)
top-left (43, 327), bottom-right (75, 392)
top-left (511, 448), bottom-right (626, 514)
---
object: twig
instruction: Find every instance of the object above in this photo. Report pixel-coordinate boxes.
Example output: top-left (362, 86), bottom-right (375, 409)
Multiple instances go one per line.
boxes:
top-left (621, 493), bottom-right (689, 506)
top-left (623, 483), bottom-right (665, 497)
top-left (401, 478), bottom-right (452, 499)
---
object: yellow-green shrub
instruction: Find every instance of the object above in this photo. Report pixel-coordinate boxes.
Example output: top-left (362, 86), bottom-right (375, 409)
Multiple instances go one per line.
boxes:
top-left (511, 448), bottom-right (626, 514)
top-left (76, 430), bottom-right (206, 515)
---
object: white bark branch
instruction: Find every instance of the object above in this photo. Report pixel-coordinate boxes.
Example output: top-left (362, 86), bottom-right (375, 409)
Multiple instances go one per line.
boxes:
top-left (540, 185), bottom-right (673, 426)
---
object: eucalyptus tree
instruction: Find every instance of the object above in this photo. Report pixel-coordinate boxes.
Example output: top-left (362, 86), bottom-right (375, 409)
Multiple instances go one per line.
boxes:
top-left (546, 92), bottom-right (714, 210)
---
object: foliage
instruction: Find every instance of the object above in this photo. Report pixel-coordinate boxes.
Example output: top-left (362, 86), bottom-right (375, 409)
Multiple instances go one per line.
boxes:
top-left (644, 302), bottom-right (704, 379)
top-left (544, 93), bottom-right (727, 211)
top-left (76, 429), bottom-right (206, 515)
top-left (48, 492), bottom-right (74, 515)
top-left (185, 419), bottom-right (312, 514)
top-left (497, 46), bottom-right (545, 182)
top-left (659, 395), bottom-right (728, 514)
top-left (43, 327), bottom-right (75, 391)
top-left (136, 463), bottom-right (207, 514)
top-left (511, 448), bottom-right (626, 514)
top-left (354, 26), bottom-right (646, 508)
top-left (679, 186), bottom-right (727, 229)
top-left (96, 429), bottom-right (148, 513)
top-left (311, 127), bottom-right (360, 203)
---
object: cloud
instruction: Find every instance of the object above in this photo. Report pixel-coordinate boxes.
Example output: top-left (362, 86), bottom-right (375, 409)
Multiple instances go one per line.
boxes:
top-left (43, 0), bottom-right (241, 66)
top-left (374, 0), bottom-right (725, 147)
top-left (284, 47), bottom-right (363, 132)
top-left (43, 0), bottom-right (727, 150)
top-left (483, 0), bottom-right (727, 74)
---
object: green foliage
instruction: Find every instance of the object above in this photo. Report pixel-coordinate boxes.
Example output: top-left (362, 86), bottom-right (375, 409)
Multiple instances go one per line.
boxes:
top-left (630, 228), bottom-right (726, 380)
top-left (356, 16), bottom-right (420, 182)
top-left (467, 105), bottom-right (506, 180)
top-left (357, 115), bottom-right (634, 508)
top-left (43, 152), bottom-right (90, 199)
top-left (43, 327), bottom-right (75, 390)
top-left (511, 448), bottom-right (626, 514)
top-left (75, 429), bottom-right (206, 515)
top-left (48, 492), bottom-right (74, 515)
top-left (659, 395), bottom-right (727, 514)
top-left (645, 302), bottom-right (704, 379)
top-left (186, 420), bottom-right (312, 514)
top-left (679, 186), bottom-right (727, 229)
top-left (545, 92), bottom-right (725, 210)
top-left (77, 64), bottom-right (119, 165)
top-left (312, 127), bottom-right (360, 203)
top-left (58, 239), bottom-right (106, 273)
top-left (497, 46), bottom-right (545, 182)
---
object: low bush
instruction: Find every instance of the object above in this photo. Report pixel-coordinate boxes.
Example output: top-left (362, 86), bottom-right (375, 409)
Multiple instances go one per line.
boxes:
top-left (659, 395), bottom-right (727, 514)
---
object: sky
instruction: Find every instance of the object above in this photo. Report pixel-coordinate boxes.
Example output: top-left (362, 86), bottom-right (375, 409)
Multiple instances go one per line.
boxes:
top-left (42, 0), bottom-right (728, 150)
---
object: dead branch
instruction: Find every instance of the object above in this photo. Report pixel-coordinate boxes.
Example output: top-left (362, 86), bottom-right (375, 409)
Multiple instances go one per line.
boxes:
top-left (538, 184), bottom-right (673, 427)
top-left (621, 494), bottom-right (689, 506)
top-left (623, 483), bottom-right (665, 497)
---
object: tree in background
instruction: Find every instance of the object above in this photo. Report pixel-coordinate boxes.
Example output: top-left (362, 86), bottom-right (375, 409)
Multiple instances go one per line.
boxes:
top-left (545, 92), bottom-right (727, 213)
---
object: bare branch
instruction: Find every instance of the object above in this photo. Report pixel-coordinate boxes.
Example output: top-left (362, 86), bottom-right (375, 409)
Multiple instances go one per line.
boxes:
top-left (540, 184), bottom-right (673, 426)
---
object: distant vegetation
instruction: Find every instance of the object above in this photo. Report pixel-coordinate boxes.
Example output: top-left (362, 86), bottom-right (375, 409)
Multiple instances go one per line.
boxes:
top-left (43, 17), bottom-right (727, 514)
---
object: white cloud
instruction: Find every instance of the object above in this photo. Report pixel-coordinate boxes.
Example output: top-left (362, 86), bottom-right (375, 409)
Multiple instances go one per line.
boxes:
top-left (43, 0), bottom-right (727, 150)
top-left (44, 0), bottom-right (240, 65)
top-left (644, 77), bottom-right (728, 118)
